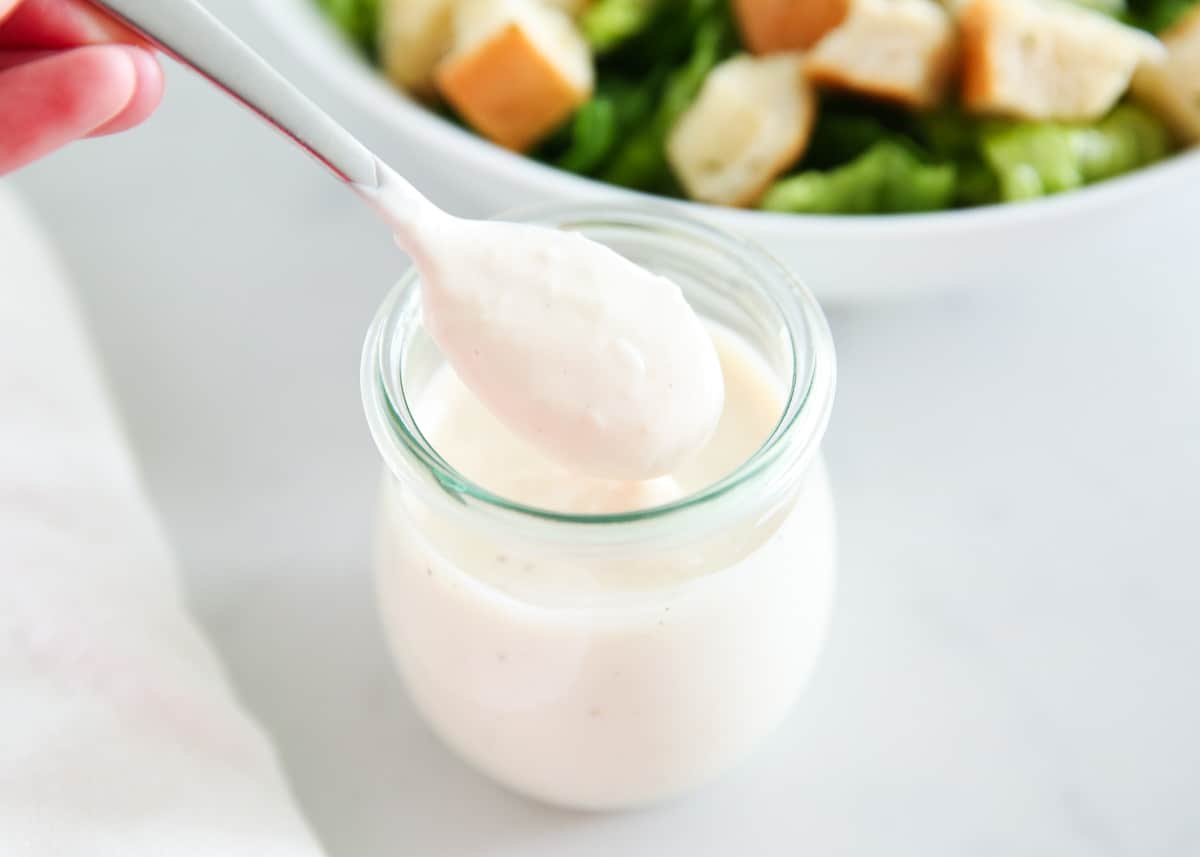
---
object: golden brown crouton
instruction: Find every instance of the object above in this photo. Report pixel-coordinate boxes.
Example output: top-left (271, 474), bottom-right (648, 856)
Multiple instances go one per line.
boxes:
top-left (1133, 6), bottom-right (1200, 142)
top-left (380, 0), bottom-right (458, 97)
top-left (732, 0), bottom-right (852, 54)
top-left (960, 0), bottom-right (1163, 121)
top-left (667, 53), bottom-right (816, 207)
top-left (806, 0), bottom-right (956, 109)
top-left (436, 0), bottom-right (593, 151)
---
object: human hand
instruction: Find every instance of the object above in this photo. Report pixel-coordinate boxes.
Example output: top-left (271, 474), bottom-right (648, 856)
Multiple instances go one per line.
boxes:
top-left (0, 0), bottom-right (163, 174)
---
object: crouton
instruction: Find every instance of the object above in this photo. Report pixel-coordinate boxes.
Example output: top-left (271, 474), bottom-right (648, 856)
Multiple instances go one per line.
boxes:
top-left (379, 0), bottom-right (458, 97)
top-left (806, 0), bottom-right (956, 109)
top-left (732, 0), bottom-right (852, 54)
top-left (667, 53), bottom-right (816, 207)
top-left (436, 0), bottom-right (593, 151)
top-left (960, 0), bottom-right (1164, 122)
top-left (1133, 6), bottom-right (1200, 143)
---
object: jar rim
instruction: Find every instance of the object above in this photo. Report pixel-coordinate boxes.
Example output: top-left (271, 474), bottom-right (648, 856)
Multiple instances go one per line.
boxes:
top-left (361, 201), bottom-right (836, 530)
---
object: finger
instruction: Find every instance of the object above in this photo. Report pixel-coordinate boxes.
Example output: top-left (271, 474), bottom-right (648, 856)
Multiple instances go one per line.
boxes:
top-left (0, 44), bottom-right (137, 174)
top-left (0, 44), bottom-right (162, 135)
top-left (0, 0), bottom-right (146, 49)
top-left (0, 49), bottom-right (51, 70)
top-left (87, 45), bottom-right (162, 136)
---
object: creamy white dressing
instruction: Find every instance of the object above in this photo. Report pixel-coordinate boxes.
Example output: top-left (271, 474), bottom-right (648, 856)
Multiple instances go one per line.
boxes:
top-left (363, 166), bottom-right (725, 482)
top-left (414, 324), bottom-right (782, 518)
top-left (374, 324), bottom-right (837, 807)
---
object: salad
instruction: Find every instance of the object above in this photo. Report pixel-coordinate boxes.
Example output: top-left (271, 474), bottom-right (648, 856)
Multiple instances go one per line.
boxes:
top-left (317, 0), bottom-right (1199, 214)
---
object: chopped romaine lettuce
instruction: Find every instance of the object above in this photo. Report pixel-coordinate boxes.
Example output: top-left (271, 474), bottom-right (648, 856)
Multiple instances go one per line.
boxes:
top-left (1126, 0), bottom-right (1197, 31)
top-left (317, 0), bottom-right (380, 58)
top-left (761, 141), bottom-right (957, 214)
top-left (582, 0), bottom-right (660, 52)
top-left (801, 95), bottom-right (920, 169)
top-left (1076, 103), bottom-right (1174, 180)
top-left (918, 110), bottom-right (982, 160)
top-left (981, 104), bottom-right (1172, 201)
top-left (543, 0), bottom-right (734, 187)
top-left (804, 114), bottom-right (894, 169)
top-left (554, 99), bottom-right (618, 173)
top-left (602, 14), bottom-right (735, 190)
top-left (982, 123), bottom-right (1085, 199)
top-left (549, 77), bottom-right (659, 172)
top-left (595, 0), bottom-right (726, 68)
top-left (915, 112), bottom-right (1003, 204)
top-left (954, 159), bottom-right (1002, 207)
top-left (1067, 0), bottom-right (1127, 17)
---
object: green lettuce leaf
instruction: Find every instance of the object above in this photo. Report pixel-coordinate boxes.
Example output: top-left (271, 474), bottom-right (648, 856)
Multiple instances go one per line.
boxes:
top-left (1067, 0), bottom-right (1127, 17)
top-left (761, 141), bottom-right (957, 214)
top-left (550, 77), bottom-right (660, 173)
top-left (982, 122), bottom-right (1084, 199)
top-left (316, 0), bottom-right (380, 58)
top-left (601, 13), bottom-right (735, 191)
top-left (804, 113), bottom-right (895, 169)
top-left (1126, 0), bottom-right (1197, 31)
top-left (1077, 103), bottom-right (1174, 180)
top-left (981, 104), bottom-right (1173, 201)
top-left (582, 0), bottom-right (660, 53)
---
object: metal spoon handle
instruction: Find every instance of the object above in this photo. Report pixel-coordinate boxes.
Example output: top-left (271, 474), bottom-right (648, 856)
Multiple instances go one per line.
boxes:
top-left (90, 0), bottom-right (381, 189)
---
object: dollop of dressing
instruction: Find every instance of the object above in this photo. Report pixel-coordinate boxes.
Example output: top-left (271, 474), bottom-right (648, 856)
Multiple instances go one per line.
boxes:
top-left (371, 169), bottom-right (725, 482)
top-left (414, 325), bottom-right (779, 517)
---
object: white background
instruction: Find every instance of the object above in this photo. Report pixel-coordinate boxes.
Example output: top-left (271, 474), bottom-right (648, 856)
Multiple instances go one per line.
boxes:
top-left (10, 1), bottom-right (1200, 853)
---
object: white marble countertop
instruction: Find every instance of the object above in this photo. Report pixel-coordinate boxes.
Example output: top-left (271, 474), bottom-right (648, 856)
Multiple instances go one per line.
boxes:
top-left (11, 3), bottom-right (1200, 853)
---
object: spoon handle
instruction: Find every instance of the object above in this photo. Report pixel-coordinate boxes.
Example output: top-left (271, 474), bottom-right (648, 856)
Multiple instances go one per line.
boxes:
top-left (90, 0), bottom-right (381, 189)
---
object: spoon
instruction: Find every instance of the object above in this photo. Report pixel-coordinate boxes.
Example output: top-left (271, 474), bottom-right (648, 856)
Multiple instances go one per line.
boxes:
top-left (89, 0), bottom-right (724, 481)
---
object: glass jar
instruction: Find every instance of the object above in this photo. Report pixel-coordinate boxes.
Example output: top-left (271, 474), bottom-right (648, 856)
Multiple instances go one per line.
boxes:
top-left (361, 203), bottom-right (837, 811)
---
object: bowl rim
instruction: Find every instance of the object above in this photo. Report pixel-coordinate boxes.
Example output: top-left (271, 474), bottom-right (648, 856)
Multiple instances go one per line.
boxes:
top-left (256, 0), bottom-right (1200, 237)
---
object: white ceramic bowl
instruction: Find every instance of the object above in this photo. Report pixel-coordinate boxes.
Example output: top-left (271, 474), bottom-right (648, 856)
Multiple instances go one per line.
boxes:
top-left (256, 0), bottom-right (1200, 301)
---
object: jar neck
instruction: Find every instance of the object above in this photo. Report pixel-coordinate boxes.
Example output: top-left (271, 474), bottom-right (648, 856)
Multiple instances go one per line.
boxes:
top-left (361, 203), bottom-right (836, 547)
